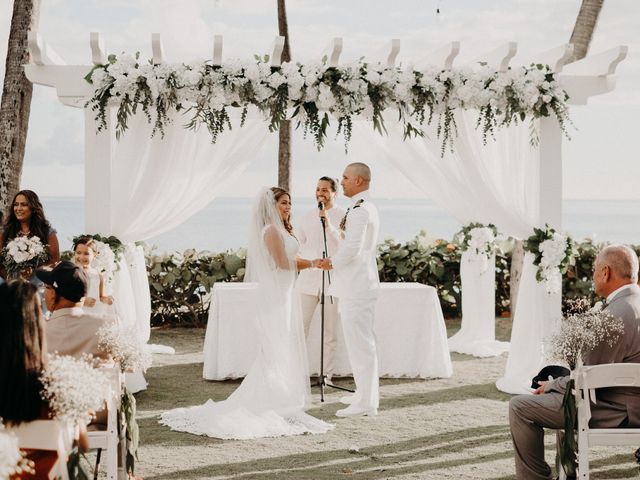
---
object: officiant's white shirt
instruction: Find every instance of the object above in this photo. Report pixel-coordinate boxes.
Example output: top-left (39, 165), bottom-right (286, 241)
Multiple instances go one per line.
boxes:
top-left (295, 204), bottom-right (345, 296)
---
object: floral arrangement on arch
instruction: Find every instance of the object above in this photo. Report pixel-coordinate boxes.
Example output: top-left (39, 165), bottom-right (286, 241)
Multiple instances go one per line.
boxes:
top-left (524, 225), bottom-right (577, 295)
top-left (73, 233), bottom-right (125, 281)
top-left (1, 236), bottom-right (49, 279)
top-left (455, 223), bottom-right (499, 273)
top-left (85, 53), bottom-right (570, 155)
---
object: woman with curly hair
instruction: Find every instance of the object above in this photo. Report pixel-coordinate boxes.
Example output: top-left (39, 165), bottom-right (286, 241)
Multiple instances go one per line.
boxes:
top-left (0, 190), bottom-right (60, 281)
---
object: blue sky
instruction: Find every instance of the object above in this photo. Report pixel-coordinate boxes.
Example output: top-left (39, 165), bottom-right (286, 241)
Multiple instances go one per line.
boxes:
top-left (1, 0), bottom-right (639, 199)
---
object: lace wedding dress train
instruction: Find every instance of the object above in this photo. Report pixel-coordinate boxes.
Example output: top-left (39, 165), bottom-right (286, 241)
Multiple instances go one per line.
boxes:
top-left (160, 190), bottom-right (333, 439)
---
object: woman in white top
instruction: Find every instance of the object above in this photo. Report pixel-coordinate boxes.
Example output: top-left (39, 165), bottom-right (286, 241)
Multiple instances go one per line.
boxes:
top-left (160, 187), bottom-right (333, 439)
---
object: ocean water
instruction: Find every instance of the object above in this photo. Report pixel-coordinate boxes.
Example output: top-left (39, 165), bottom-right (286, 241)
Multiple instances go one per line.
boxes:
top-left (41, 197), bottom-right (640, 253)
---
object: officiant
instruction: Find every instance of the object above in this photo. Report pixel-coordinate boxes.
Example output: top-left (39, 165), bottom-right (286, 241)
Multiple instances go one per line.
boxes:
top-left (294, 176), bottom-right (346, 381)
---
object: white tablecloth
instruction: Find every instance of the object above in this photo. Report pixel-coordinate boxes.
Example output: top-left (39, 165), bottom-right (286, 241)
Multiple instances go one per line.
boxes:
top-left (203, 282), bottom-right (453, 380)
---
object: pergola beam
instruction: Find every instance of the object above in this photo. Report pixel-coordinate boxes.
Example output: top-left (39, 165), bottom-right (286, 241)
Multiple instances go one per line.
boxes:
top-left (90, 32), bottom-right (107, 65)
top-left (473, 41), bottom-right (517, 72)
top-left (152, 33), bottom-right (165, 64)
top-left (419, 41), bottom-right (459, 69)
top-left (533, 44), bottom-right (574, 72)
top-left (562, 45), bottom-right (628, 76)
top-left (212, 34), bottom-right (223, 66)
top-left (271, 36), bottom-right (285, 67)
top-left (27, 31), bottom-right (66, 66)
top-left (320, 37), bottom-right (343, 67)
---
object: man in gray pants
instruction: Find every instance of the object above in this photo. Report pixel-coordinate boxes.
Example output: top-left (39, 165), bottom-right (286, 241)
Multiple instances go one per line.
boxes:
top-left (509, 244), bottom-right (640, 479)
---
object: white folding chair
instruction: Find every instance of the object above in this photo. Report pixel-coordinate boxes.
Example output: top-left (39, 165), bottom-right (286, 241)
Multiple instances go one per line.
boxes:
top-left (10, 419), bottom-right (73, 480)
top-left (87, 364), bottom-right (126, 480)
top-left (570, 363), bottom-right (640, 479)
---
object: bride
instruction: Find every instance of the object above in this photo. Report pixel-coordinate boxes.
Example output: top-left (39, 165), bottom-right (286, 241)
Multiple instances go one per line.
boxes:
top-left (160, 187), bottom-right (334, 439)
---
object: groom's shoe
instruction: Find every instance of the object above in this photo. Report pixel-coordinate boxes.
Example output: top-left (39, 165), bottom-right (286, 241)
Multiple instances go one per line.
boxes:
top-left (335, 405), bottom-right (377, 418)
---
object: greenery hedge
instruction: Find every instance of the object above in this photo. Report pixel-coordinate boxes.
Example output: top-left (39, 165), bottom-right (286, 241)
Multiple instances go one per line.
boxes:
top-left (145, 232), bottom-right (639, 327)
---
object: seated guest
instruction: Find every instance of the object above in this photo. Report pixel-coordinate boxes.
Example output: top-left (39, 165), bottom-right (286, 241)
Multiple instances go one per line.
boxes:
top-left (509, 245), bottom-right (640, 480)
top-left (36, 261), bottom-right (115, 360)
top-left (0, 280), bottom-right (88, 479)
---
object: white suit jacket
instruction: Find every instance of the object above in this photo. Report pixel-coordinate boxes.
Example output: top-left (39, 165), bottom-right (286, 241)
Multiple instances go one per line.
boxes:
top-left (328, 190), bottom-right (380, 299)
top-left (295, 204), bottom-right (345, 296)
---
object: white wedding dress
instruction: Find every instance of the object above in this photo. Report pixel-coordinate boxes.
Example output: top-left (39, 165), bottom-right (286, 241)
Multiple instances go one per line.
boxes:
top-left (160, 189), bottom-right (333, 439)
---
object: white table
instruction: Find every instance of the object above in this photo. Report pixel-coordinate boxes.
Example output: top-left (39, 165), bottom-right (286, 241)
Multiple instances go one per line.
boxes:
top-left (203, 282), bottom-right (453, 380)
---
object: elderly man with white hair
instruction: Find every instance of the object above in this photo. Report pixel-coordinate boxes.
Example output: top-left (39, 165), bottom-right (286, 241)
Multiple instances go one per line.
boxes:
top-left (509, 244), bottom-right (640, 480)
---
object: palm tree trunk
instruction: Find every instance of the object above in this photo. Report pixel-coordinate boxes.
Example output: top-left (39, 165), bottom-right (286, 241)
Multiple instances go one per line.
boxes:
top-left (569, 0), bottom-right (604, 61)
top-left (0, 0), bottom-right (41, 214)
top-left (277, 0), bottom-right (292, 191)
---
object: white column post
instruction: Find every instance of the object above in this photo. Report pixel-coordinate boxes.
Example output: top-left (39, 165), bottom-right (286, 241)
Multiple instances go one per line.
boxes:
top-left (538, 116), bottom-right (563, 339)
top-left (84, 107), bottom-right (114, 234)
top-left (538, 116), bottom-right (563, 230)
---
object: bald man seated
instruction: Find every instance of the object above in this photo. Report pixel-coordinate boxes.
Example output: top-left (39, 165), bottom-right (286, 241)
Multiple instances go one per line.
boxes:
top-left (509, 245), bottom-right (640, 480)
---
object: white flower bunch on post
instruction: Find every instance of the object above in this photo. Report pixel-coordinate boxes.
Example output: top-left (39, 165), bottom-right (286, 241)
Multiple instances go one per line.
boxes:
top-left (97, 322), bottom-right (152, 373)
top-left (92, 240), bottom-right (117, 282)
top-left (0, 422), bottom-right (34, 479)
top-left (456, 223), bottom-right (499, 273)
top-left (40, 354), bottom-right (113, 426)
top-left (525, 225), bottom-right (577, 295)
top-left (1, 236), bottom-right (48, 278)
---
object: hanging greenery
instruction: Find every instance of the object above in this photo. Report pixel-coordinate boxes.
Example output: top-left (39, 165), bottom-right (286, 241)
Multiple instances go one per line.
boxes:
top-left (85, 53), bottom-right (570, 155)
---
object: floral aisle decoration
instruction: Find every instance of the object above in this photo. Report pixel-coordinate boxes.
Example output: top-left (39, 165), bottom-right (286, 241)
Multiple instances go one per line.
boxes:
top-left (455, 223), bottom-right (499, 274)
top-left (1, 236), bottom-right (49, 279)
top-left (524, 225), bottom-right (577, 294)
top-left (40, 353), bottom-right (113, 426)
top-left (97, 322), bottom-right (152, 475)
top-left (0, 422), bottom-right (35, 479)
top-left (85, 53), bottom-right (570, 154)
top-left (547, 298), bottom-right (625, 477)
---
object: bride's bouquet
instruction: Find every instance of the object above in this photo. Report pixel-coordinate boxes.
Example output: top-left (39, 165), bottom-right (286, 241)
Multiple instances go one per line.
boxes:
top-left (0, 422), bottom-right (34, 479)
top-left (1, 236), bottom-right (49, 278)
top-left (97, 322), bottom-right (152, 373)
top-left (40, 353), bottom-right (113, 425)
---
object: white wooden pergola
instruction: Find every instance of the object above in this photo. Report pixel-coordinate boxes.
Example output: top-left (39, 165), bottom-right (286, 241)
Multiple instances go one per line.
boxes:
top-left (23, 32), bottom-right (627, 236)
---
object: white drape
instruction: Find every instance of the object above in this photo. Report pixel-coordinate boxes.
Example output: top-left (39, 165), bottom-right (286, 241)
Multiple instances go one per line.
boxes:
top-left (352, 111), bottom-right (559, 392)
top-left (103, 111), bottom-right (270, 391)
top-left (448, 251), bottom-right (509, 357)
top-left (110, 111), bottom-right (270, 243)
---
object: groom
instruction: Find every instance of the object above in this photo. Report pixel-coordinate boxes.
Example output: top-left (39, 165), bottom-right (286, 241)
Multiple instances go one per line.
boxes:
top-left (318, 162), bottom-right (380, 417)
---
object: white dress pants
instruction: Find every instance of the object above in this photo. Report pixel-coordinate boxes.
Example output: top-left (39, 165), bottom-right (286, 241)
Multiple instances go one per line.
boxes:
top-left (300, 293), bottom-right (339, 377)
top-left (338, 296), bottom-right (379, 410)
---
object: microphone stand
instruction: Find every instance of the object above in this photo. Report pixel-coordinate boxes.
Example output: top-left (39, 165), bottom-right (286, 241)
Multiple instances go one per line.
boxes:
top-left (317, 207), bottom-right (354, 402)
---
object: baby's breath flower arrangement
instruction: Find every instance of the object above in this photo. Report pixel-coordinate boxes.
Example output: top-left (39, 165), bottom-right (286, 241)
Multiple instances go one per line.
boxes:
top-left (40, 354), bottom-right (113, 426)
top-left (549, 297), bottom-right (625, 478)
top-left (97, 322), bottom-right (152, 373)
top-left (85, 53), bottom-right (570, 155)
top-left (96, 322), bottom-right (150, 476)
top-left (0, 422), bottom-right (34, 480)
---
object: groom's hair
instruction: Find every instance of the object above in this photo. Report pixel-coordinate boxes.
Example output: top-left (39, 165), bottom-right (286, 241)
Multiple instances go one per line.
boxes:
top-left (347, 162), bottom-right (371, 183)
top-left (319, 176), bottom-right (338, 192)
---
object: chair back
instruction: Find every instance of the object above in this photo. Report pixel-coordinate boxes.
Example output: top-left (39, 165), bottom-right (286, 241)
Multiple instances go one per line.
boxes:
top-left (10, 419), bottom-right (73, 480)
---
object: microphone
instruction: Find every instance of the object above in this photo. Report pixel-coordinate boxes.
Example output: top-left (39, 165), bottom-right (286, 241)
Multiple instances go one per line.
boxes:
top-left (318, 201), bottom-right (324, 211)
